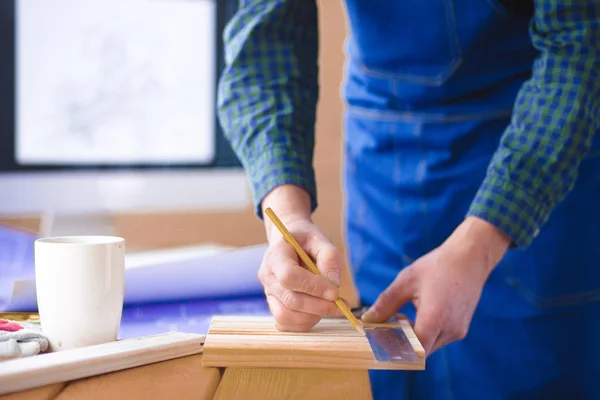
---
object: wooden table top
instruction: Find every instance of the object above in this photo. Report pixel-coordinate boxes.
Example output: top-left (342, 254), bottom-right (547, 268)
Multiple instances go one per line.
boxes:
top-left (0, 352), bottom-right (372, 400)
top-left (0, 354), bottom-right (220, 400)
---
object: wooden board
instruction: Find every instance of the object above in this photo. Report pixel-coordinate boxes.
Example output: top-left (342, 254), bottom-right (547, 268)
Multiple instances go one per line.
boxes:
top-left (0, 332), bottom-right (204, 395)
top-left (202, 316), bottom-right (425, 370)
top-left (53, 354), bottom-right (220, 400)
top-left (213, 367), bottom-right (373, 400)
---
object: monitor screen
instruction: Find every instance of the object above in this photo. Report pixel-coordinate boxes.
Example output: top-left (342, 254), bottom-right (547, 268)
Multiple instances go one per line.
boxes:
top-left (0, 0), bottom-right (240, 173)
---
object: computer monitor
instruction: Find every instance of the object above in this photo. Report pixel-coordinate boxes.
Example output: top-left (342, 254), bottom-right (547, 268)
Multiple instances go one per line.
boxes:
top-left (0, 0), bottom-right (251, 236)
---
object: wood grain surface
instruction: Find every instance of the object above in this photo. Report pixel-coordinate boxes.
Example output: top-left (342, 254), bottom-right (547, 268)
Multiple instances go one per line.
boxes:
top-left (54, 354), bottom-right (220, 400)
top-left (202, 316), bottom-right (425, 371)
top-left (214, 367), bottom-right (373, 400)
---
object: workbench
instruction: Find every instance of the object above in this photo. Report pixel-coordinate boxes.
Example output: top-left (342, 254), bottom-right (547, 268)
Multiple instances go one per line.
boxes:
top-left (0, 225), bottom-right (374, 400)
top-left (0, 262), bottom-right (374, 400)
top-left (0, 159), bottom-right (372, 400)
top-left (0, 352), bottom-right (372, 400)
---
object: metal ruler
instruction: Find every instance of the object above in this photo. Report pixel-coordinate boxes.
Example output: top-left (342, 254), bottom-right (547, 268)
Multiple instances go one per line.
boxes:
top-left (365, 327), bottom-right (421, 364)
top-left (349, 306), bottom-right (423, 366)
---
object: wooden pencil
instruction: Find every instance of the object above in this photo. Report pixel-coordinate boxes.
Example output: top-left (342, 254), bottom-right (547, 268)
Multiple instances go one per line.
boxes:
top-left (264, 207), bottom-right (366, 336)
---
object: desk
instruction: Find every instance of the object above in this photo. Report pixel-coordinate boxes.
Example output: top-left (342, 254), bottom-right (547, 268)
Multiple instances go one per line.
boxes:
top-left (0, 352), bottom-right (373, 400)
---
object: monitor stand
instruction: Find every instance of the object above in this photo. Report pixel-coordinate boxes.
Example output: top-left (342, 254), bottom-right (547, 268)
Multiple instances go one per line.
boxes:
top-left (40, 211), bottom-right (117, 237)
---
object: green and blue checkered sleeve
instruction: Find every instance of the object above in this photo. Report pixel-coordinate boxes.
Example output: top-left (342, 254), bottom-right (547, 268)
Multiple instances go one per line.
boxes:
top-left (217, 0), bottom-right (319, 218)
top-left (467, 0), bottom-right (600, 248)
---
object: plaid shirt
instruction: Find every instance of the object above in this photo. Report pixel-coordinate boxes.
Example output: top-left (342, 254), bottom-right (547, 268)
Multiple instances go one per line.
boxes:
top-left (217, 0), bottom-right (600, 249)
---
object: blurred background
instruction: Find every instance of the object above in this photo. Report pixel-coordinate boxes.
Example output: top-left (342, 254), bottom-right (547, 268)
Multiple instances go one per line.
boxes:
top-left (0, 0), bottom-right (357, 337)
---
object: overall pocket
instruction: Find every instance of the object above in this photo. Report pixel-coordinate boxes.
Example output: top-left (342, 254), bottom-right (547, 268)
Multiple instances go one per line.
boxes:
top-left (499, 154), bottom-right (600, 310)
top-left (344, 0), bottom-right (462, 86)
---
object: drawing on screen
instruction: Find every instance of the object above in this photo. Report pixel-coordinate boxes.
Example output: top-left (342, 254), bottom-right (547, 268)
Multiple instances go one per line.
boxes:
top-left (16, 0), bottom-right (216, 165)
top-left (52, 24), bottom-right (165, 148)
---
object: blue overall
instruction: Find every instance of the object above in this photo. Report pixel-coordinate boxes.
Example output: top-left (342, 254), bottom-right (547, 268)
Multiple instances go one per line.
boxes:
top-left (341, 1), bottom-right (600, 399)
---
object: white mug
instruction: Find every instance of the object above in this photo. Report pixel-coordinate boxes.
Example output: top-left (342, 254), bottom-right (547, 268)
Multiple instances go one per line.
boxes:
top-left (34, 236), bottom-right (125, 352)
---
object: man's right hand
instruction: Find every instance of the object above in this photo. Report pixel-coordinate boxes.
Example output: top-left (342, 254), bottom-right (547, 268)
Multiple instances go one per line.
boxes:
top-left (259, 185), bottom-right (345, 332)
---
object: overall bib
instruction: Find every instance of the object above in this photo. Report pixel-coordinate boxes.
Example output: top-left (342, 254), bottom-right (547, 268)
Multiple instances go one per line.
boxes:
top-left (342, 1), bottom-right (600, 399)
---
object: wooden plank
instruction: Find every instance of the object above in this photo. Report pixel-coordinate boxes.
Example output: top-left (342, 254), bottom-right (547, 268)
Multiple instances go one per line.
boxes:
top-left (202, 316), bottom-right (424, 370)
top-left (54, 354), bottom-right (220, 400)
top-left (0, 332), bottom-right (204, 395)
top-left (214, 367), bottom-right (372, 400)
top-left (0, 384), bottom-right (66, 400)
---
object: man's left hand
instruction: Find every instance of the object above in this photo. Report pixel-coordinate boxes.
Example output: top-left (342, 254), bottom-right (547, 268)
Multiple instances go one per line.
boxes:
top-left (361, 216), bottom-right (511, 356)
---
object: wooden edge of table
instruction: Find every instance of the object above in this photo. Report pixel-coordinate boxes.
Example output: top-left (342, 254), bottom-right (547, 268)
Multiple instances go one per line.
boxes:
top-left (0, 332), bottom-right (205, 396)
top-left (1, 338), bottom-right (375, 400)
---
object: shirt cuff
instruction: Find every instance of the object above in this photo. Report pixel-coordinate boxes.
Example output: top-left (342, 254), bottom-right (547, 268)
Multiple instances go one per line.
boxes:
top-left (466, 172), bottom-right (551, 249)
top-left (244, 145), bottom-right (317, 220)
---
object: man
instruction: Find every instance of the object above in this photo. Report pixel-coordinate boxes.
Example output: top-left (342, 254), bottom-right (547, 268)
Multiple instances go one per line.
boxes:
top-left (217, 0), bottom-right (600, 399)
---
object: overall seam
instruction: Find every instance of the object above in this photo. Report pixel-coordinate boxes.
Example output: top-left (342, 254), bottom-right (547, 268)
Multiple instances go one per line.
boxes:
top-left (504, 280), bottom-right (600, 309)
top-left (347, 105), bottom-right (513, 123)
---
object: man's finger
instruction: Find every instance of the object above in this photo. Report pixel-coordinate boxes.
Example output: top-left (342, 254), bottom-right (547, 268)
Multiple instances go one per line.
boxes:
top-left (306, 240), bottom-right (343, 287)
top-left (269, 243), bottom-right (339, 301)
top-left (413, 304), bottom-right (443, 356)
top-left (428, 334), bottom-right (450, 357)
top-left (266, 281), bottom-right (343, 317)
top-left (266, 295), bottom-right (321, 332)
top-left (361, 267), bottom-right (415, 323)
top-left (428, 316), bottom-right (470, 356)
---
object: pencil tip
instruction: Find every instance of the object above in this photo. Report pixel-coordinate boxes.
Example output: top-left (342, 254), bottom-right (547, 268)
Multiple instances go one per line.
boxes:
top-left (357, 323), bottom-right (367, 337)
